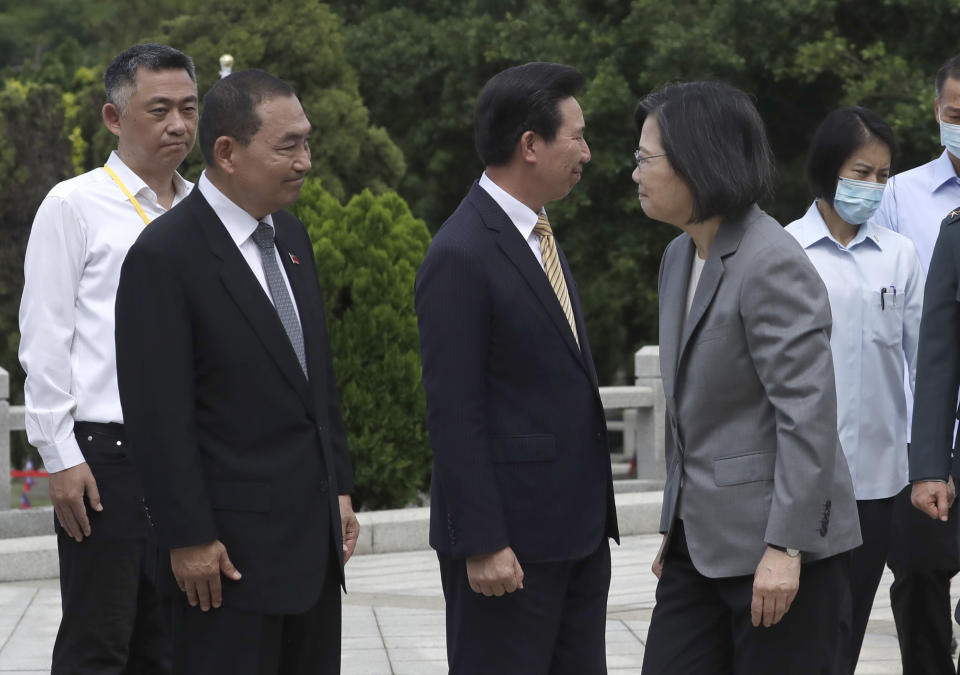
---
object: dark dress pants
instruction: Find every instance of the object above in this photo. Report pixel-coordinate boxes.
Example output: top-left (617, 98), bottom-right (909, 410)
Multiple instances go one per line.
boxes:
top-left (52, 423), bottom-right (170, 675)
top-left (844, 497), bottom-right (895, 674)
top-left (438, 539), bottom-right (611, 675)
top-left (888, 482), bottom-right (960, 675)
top-left (641, 521), bottom-right (852, 675)
top-left (167, 547), bottom-right (342, 675)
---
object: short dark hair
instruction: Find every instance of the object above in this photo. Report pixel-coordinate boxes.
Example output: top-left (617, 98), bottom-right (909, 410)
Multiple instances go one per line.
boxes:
top-left (936, 54), bottom-right (960, 99)
top-left (198, 69), bottom-right (296, 166)
top-left (474, 62), bottom-right (585, 167)
top-left (634, 81), bottom-right (774, 223)
top-left (806, 106), bottom-right (896, 207)
top-left (104, 43), bottom-right (196, 114)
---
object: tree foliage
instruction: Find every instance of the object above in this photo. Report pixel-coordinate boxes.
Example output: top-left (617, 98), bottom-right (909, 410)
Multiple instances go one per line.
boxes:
top-left (331, 0), bottom-right (960, 381)
top-left (292, 180), bottom-right (432, 510)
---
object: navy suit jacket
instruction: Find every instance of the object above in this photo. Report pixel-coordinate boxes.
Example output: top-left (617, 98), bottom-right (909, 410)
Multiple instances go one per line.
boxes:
top-left (911, 206), bottom-right (960, 481)
top-left (415, 182), bottom-right (619, 562)
top-left (115, 187), bottom-right (353, 615)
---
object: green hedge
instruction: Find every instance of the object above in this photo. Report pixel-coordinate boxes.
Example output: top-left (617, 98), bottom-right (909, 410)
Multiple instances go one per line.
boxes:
top-left (292, 180), bottom-right (432, 510)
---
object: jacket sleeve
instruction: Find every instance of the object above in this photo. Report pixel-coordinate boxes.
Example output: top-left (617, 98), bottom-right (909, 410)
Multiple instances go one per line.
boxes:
top-left (415, 240), bottom-right (509, 557)
top-left (910, 221), bottom-right (960, 481)
top-left (740, 242), bottom-right (839, 552)
top-left (115, 242), bottom-right (218, 549)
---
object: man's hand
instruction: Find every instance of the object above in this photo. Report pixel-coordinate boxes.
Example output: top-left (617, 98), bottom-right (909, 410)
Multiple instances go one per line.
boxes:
top-left (466, 546), bottom-right (524, 597)
top-left (912, 480), bottom-right (952, 521)
top-left (49, 462), bottom-right (102, 542)
top-left (339, 494), bottom-right (360, 564)
top-left (170, 540), bottom-right (241, 612)
top-left (751, 547), bottom-right (801, 627)
top-left (652, 534), bottom-right (666, 579)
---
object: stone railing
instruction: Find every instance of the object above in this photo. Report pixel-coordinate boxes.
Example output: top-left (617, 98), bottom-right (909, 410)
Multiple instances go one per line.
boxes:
top-left (0, 346), bottom-right (665, 512)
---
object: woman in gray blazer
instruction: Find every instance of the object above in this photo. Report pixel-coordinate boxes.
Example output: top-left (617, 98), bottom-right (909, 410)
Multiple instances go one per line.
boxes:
top-left (635, 81), bottom-right (862, 675)
top-left (785, 107), bottom-right (924, 672)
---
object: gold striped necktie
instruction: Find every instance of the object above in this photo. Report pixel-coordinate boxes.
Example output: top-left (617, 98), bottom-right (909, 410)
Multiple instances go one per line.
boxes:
top-left (533, 213), bottom-right (580, 348)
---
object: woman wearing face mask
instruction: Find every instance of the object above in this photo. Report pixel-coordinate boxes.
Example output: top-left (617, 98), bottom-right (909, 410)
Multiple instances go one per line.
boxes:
top-left (636, 81), bottom-right (862, 675)
top-left (784, 106), bottom-right (925, 673)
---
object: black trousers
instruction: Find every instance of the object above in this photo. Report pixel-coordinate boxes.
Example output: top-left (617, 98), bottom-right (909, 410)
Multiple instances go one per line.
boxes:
top-left (438, 539), bottom-right (611, 675)
top-left (52, 422), bottom-right (170, 675)
top-left (844, 496), bottom-right (895, 673)
top-left (641, 522), bottom-right (852, 675)
top-left (167, 548), bottom-right (342, 675)
top-left (888, 483), bottom-right (960, 675)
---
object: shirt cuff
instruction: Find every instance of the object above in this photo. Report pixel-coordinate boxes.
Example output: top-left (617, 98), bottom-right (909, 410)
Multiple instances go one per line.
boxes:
top-left (37, 435), bottom-right (86, 473)
top-left (912, 477), bottom-right (948, 484)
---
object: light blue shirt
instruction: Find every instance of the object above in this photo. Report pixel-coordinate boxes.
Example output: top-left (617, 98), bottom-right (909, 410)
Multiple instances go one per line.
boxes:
top-left (872, 150), bottom-right (960, 273)
top-left (871, 150), bottom-right (960, 445)
top-left (786, 203), bottom-right (924, 499)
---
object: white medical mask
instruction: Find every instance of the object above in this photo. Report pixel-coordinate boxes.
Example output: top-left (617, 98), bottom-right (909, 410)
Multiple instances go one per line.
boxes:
top-left (941, 118), bottom-right (960, 158)
top-left (833, 176), bottom-right (885, 225)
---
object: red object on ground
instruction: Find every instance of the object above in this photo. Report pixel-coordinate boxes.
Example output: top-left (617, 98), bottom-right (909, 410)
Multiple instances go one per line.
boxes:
top-left (10, 470), bottom-right (48, 478)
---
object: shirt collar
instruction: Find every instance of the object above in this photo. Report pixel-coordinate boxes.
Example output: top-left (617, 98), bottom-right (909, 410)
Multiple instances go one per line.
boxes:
top-left (931, 150), bottom-right (960, 194)
top-left (478, 172), bottom-right (542, 239)
top-left (105, 150), bottom-right (191, 205)
top-left (198, 171), bottom-right (274, 247)
top-left (795, 201), bottom-right (883, 251)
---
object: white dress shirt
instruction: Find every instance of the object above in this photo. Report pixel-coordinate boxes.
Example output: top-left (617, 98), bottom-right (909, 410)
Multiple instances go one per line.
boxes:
top-left (19, 152), bottom-right (191, 473)
top-left (786, 203), bottom-right (925, 499)
top-left (478, 172), bottom-right (545, 267)
top-left (196, 172), bottom-right (301, 322)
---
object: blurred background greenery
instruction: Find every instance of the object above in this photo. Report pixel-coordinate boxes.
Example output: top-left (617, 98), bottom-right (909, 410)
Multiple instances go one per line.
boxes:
top-left (3, 0), bottom-right (958, 507)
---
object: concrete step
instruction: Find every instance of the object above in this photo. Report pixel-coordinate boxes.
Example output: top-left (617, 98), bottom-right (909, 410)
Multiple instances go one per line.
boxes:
top-left (0, 493), bottom-right (664, 582)
top-left (0, 534), bottom-right (58, 581)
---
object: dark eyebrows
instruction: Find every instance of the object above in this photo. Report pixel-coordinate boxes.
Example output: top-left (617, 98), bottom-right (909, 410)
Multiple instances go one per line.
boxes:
top-left (278, 127), bottom-right (313, 144)
top-left (144, 94), bottom-right (198, 106)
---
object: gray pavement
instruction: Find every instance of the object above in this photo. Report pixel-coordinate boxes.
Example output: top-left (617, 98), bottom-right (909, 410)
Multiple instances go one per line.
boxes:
top-left (0, 533), bottom-right (952, 674)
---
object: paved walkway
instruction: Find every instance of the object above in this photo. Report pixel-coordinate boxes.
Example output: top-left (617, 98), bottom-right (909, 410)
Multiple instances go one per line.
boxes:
top-left (0, 533), bottom-right (953, 674)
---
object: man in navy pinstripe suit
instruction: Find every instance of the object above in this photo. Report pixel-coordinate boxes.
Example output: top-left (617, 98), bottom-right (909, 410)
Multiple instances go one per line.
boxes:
top-left (415, 62), bottom-right (619, 675)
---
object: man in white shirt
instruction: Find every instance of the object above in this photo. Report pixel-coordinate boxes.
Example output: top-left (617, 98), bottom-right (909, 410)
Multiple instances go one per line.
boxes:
top-left (873, 53), bottom-right (960, 675)
top-left (18, 43), bottom-right (198, 674)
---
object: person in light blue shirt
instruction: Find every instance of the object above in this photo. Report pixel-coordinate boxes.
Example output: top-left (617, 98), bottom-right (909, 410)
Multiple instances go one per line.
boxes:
top-left (871, 53), bottom-right (960, 675)
top-left (785, 106), bottom-right (924, 673)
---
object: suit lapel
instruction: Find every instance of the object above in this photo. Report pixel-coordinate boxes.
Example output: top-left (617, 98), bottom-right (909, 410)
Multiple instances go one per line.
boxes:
top-left (190, 190), bottom-right (312, 408)
top-left (557, 245), bottom-right (600, 390)
top-left (659, 236), bottom-right (693, 404)
top-left (676, 206), bottom-right (756, 370)
top-left (469, 186), bottom-right (586, 370)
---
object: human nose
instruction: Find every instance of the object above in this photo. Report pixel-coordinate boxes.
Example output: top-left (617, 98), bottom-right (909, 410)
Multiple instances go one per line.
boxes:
top-left (166, 110), bottom-right (187, 136)
top-left (293, 144), bottom-right (312, 173)
top-left (632, 166), bottom-right (641, 184)
top-left (581, 139), bottom-right (591, 164)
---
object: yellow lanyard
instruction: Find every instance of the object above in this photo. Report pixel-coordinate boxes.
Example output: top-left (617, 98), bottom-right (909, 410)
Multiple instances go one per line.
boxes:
top-left (103, 165), bottom-right (152, 225)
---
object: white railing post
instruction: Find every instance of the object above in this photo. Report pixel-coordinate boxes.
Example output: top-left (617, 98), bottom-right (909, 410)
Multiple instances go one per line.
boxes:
top-left (0, 366), bottom-right (10, 511)
top-left (634, 346), bottom-right (665, 481)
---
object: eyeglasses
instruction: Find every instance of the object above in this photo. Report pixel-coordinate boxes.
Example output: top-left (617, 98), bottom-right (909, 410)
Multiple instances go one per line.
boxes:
top-left (634, 149), bottom-right (666, 170)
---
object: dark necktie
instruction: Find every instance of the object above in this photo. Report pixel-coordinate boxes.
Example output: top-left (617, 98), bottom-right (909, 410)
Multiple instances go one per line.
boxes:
top-left (252, 222), bottom-right (308, 377)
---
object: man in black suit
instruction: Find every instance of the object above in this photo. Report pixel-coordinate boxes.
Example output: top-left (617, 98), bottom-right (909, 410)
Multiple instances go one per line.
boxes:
top-left (115, 69), bottom-right (358, 675)
top-left (910, 205), bottom-right (960, 672)
top-left (415, 62), bottom-right (619, 675)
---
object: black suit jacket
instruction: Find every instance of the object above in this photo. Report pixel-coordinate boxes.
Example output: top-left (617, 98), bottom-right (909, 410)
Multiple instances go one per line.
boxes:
top-left (415, 182), bottom-right (619, 563)
top-left (910, 206), bottom-right (960, 481)
top-left (115, 187), bottom-right (353, 615)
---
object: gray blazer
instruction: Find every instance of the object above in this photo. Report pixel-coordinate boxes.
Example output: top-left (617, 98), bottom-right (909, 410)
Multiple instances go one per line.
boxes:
top-left (658, 205), bottom-right (861, 578)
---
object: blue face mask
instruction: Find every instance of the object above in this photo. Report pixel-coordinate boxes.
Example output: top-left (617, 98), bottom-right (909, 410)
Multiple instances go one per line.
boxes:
top-left (941, 119), bottom-right (960, 158)
top-left (833, 176), bottom-right (885, 225)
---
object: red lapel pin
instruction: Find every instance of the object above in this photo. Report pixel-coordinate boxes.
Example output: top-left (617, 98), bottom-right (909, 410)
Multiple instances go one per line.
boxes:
top-left (288, 252), bottom-right (300, 265)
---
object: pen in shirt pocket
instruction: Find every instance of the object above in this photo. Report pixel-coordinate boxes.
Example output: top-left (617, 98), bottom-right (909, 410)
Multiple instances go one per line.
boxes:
top-left (879, 285), bottom-right (897, 310)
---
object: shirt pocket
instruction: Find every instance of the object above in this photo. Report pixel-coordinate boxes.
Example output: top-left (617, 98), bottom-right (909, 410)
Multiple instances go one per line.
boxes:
top-left (865, 289), bottom-right (902, 348)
